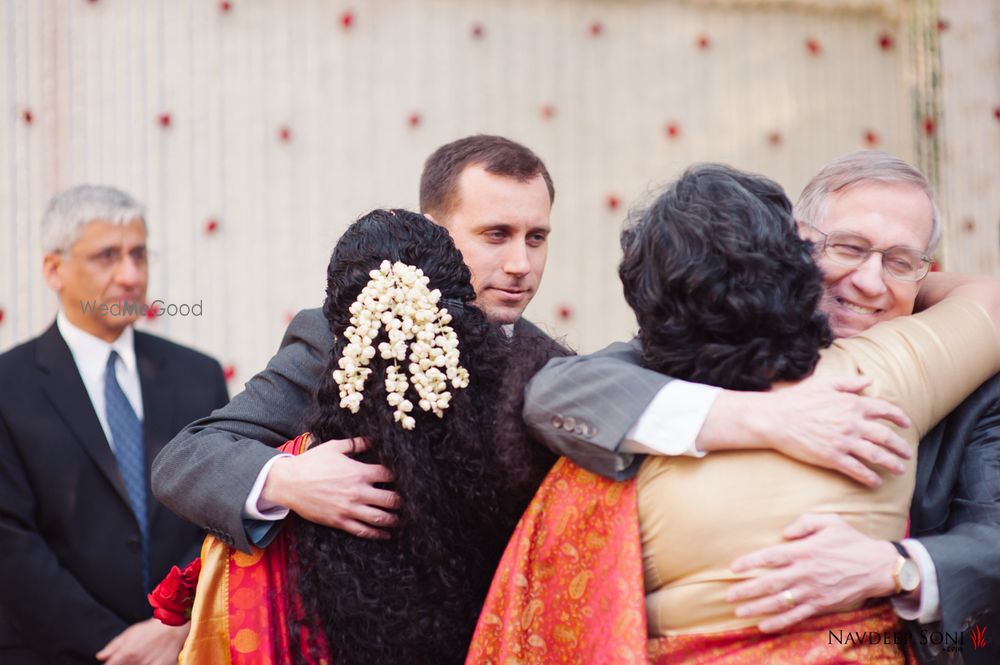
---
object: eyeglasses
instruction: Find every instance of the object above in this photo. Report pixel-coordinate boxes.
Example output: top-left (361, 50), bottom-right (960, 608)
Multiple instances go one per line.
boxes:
top-left (804, 224), bottom-right (931, 281)
top-left (65, 246), bottom-right (153, 271)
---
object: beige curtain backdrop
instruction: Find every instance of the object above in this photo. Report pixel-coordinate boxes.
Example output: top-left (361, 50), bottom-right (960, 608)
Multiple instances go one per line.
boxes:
top-left (1, 0), bottom-right (996, 388)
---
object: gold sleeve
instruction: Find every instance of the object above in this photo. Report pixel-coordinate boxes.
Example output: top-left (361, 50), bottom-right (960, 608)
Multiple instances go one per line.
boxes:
top-left (827, 297), bottom-right (1000, 438)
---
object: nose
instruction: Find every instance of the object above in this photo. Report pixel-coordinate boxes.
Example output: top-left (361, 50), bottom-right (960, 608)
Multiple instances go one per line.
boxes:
top-left (113, 253), bottom-right (145, 288)
top-left (502, 240), bottom-right (531, 278)
top-left (848, 253), bottom-right (888, 297)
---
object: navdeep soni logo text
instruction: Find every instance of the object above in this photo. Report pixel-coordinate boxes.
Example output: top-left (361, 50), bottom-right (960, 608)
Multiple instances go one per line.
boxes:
top-left (829, 625), bottom-right (989, 653)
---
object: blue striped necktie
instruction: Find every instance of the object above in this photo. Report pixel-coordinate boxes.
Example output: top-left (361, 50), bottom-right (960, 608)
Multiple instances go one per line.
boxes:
top-left (104, 350), bottom-right (149, 591)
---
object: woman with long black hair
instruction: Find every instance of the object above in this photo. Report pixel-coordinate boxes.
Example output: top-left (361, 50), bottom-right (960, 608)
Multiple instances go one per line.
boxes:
top-left (170, 209), bottom-right (566, 664)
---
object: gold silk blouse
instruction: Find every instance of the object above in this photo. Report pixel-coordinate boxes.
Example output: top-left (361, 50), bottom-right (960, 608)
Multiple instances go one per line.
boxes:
top-left (638, 297), bottom-right (1000, 635)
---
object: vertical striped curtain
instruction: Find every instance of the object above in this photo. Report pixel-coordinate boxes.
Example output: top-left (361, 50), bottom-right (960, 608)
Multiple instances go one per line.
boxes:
top-left (3, 0), bottom-right (988, 383)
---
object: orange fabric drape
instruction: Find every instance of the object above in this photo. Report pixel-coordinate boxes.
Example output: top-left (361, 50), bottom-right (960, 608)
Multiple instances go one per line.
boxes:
top-left (467, 457), bottom-right (648, 664)
top-left (181, 434), bottom-right (328, 664)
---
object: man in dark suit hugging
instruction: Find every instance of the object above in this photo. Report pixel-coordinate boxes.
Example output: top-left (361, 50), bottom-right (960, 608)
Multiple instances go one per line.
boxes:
top-left (0, 185), bottom-right (229, 664)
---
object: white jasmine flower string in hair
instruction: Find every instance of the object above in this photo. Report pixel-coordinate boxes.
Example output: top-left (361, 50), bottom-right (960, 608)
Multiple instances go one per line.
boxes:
top-left (332, 260), bottom-right (470, 430)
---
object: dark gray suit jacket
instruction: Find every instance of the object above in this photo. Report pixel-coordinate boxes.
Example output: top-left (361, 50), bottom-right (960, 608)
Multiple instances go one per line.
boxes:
top-left (523, 340), bottom-right (1000, 662)
top-left (151, 308), bottom-right (560, 554)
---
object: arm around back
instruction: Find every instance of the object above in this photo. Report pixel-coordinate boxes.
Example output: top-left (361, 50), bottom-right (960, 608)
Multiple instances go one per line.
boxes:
top-left (523, 340), bottom-right (670, 480)
top-left (152, 308), bottom-right (333, 552)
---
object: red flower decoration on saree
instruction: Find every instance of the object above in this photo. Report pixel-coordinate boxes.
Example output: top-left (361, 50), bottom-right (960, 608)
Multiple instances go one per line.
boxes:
top-left (148, 557), bottom-right (201, 626)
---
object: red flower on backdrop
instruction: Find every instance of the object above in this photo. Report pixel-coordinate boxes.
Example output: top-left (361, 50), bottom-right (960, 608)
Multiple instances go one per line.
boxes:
top-left (805, 38), bottom-right (822, 56)
top-left (340, 10), bottom-right (354, 30)
top-left (665, 122), bottom-right (680, 139)
top-left (878, 32), bottom-right (894, 51)
top-left (696, 34), bottom-right (711, 50)
top-left (148, 558), bottom-right (201, 626)
top-left (993, 107), bottom-right (1000, 122)
top-left (158, 113), bottom-right (172, 128)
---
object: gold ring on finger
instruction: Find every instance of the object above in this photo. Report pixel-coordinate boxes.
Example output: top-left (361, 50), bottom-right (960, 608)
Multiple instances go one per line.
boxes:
top-left (782, 589), bottom-right (796, 608)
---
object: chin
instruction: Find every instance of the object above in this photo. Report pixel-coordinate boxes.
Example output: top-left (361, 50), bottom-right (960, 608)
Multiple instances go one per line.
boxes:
top-left (482, 304), bottom-right (522, 325)
top-left (107, 317), bottom-right (139, 332)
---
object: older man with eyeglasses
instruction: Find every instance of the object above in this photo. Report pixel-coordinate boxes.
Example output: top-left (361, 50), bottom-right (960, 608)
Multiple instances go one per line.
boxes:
top-left (524, 151), bottom-right (1000, 663)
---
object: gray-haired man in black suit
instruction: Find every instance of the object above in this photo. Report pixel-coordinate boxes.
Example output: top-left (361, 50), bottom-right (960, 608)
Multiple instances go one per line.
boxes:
top-left (0, 186), bottom-right (229, 664)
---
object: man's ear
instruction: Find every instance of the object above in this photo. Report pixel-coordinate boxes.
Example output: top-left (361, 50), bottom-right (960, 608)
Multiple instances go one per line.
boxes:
top-left (42, 252), bottom-right (64, 292)
top-left (795, 220), bottom-right (810, 240)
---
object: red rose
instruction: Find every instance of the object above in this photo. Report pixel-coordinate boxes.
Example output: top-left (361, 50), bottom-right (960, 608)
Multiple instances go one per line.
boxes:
top-left (148, 557), bottom-right (201, 626)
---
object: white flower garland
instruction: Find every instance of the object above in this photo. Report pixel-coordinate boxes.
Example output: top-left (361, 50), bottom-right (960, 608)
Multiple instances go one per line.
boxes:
top-left (332, 260), bottom-right (470, 430)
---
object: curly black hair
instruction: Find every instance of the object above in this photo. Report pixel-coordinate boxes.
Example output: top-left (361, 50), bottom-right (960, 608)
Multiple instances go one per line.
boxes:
top-left (285, 209), bottom-right (566, 664)
top-left (619, 164), bottom-right (832, 391)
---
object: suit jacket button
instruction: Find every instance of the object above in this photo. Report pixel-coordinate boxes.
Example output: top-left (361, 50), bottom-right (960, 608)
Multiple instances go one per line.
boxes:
top-left (551, 415), bottom-right (564, 429)
top-left (562, 416), bottom-right (576, 432)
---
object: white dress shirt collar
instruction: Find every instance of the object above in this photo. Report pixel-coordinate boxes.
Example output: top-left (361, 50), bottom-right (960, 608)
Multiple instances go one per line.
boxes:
top-left (57, 309), bottom-right (137, 380)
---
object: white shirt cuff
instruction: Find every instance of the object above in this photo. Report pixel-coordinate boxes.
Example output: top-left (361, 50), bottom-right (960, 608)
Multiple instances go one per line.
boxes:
top-left (620, 380), bottom-right (720, 457)
top-left (890, 539), bottom-right (941, 624)
top-left (242, 454), bottom-right (293, 521)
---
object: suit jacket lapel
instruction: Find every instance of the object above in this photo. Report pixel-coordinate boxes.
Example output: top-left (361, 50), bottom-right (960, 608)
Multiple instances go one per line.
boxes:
top-left (35, 323), bottom-right (132, 507)
top-left (912, 421), bottom-right (948, 533)
top-left (135, 332), bottom-right (175, 524)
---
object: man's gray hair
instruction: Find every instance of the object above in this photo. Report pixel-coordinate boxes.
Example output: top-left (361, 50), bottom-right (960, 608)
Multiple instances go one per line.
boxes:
top-left (41, 185), bottom-right (146, 253)
top-left (794, 150), bottom-right (942, 254)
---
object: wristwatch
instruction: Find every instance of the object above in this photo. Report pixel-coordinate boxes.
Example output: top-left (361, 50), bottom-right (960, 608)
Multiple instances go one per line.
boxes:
top-left (890, 541), bottom-right (921, 595)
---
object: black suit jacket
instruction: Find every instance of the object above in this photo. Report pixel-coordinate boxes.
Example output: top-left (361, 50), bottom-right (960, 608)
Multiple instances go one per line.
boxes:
top-left (0, 323), bottom-right (229, 663)
top-left (908, 372), bottom-right (1000, 664)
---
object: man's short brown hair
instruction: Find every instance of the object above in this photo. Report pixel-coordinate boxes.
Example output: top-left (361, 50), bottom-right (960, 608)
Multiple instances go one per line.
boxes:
top-left (419, 135), bottom-right (555, 220)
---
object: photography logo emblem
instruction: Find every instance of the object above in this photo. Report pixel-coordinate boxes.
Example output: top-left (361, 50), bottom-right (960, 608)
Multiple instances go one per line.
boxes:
top-left (969, 624), bottom-right (988, 650)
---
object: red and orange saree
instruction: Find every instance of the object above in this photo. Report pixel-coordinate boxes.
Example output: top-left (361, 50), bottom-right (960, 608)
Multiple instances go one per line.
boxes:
top-left (154, 434), bottom-right (327, 665)
top-left (467, 457), bottom-right (913, 665)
